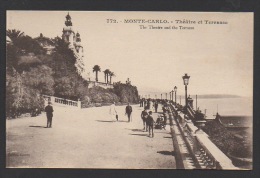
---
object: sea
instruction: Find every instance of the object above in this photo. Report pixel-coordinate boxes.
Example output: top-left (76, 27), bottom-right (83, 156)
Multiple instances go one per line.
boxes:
top-left (193, 97), bottom-right (253, 119)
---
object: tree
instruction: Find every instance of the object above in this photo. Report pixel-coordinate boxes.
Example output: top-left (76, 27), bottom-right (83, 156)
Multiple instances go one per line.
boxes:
top-left (6, 29), bottom-right (24, 43)
top-left (92, 65), bottom-right (101, 82)
top-left (103, 69), bottom-right (110, 83)
top-left (109, 72), bottom-right (115, 84)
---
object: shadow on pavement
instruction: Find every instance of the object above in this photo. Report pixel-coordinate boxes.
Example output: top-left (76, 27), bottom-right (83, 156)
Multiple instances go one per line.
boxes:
top-left (29, 126), bottom-right (47, 128)
top-left (163, 136), bottom-right (172, 139)
top-left (130, 129), bottom-right (145, 132)
top-left (117, 120), bottom-right (128, 122)
top-left (129, 133), bottom-right (148, 137)
top-left (96, 120), bottom-right (115, 123)
top-left (157, 151), bottom-right (175, 156)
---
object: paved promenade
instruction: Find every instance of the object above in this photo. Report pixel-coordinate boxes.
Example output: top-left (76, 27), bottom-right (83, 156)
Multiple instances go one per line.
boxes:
top-left (6, 104), bottom-right (176, 168)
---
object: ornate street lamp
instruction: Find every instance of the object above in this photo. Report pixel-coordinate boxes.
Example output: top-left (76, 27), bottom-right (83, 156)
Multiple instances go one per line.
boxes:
top-left (182, 73), bottom-right (190, 112)
top-left (174, 86), bottom-right (177, 105)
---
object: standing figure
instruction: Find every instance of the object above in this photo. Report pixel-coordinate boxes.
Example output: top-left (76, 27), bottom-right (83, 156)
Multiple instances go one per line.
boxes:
top-left (154, 101), bottom-right (158, 113)
top-left (109, 102), bottom-right (117, 121)
top-left (141, 107), bottom-right (148, 130)
top-left (125, 103), bottom-right (133, 122)
top-left (163, 113), bottom-right (168, 126)
top-left (147, 111), bottom-right (155, 137)
top-left (144, 100), bottom-right (147, 109)
top-left (45, 101), bottom-right (54, 128)
top-left (147, 99), bottom-right (151, 110)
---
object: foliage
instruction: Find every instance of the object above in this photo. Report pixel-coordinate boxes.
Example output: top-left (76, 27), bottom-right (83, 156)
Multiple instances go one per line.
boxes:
top-left (113, 82), bottom-right (139, 103)
top-left (6, 29), bottom-right (140, 116)
top-left (6, 68), bottom-right (48, 117)
top-left (86, 86), bottom-right (119, 104)
top-left (93, 65), bottom-right (101, 81)
top-left (6, 29), bottom-right (24, 42)
top-left (7, 29), bottom-right (46, 55)
top-left (203, 120), bottom-right (252, 158)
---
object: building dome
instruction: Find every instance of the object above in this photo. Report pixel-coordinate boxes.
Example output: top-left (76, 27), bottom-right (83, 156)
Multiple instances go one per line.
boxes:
top-left (65, 12), bottom-right (73, 26)
top-left (66, 13), bottom-right (71, 20)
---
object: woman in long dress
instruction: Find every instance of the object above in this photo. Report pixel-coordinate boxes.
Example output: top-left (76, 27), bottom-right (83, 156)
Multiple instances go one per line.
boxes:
top-left (109, 102), bottom-right (117, 121)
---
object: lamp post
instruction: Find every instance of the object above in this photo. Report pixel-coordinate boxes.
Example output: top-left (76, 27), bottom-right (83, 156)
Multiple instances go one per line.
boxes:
top-left (166, 93), bottom-right (167, 100)
top-left (171, 90), bottom-right (174, 101)
top-left (161, 94), bottom-right (162, 100)
top-left (182, 73), bottom-right (190, 112)
top-left (169, 92), bottom-right (171, 102)
top-left (174, 86), bottom-right (177, 105)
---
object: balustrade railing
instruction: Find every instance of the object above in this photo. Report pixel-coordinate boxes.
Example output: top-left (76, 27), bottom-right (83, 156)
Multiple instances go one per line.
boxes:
top-left (168, 103), bottom-right (238, 170)
top-left (42, 95), bottom-right (81, 108)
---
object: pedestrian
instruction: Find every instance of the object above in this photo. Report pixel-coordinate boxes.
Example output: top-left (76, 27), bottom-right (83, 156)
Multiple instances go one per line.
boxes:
top-left (147, 99), bottom-right (150, 110)
top-left (45, 101), bottom-right (54, 128)
top-left (125, 103), bottom-right (132, 122)
top-left (147, 111), bottom-right (155, 137)
top-left (163, 113), bottom-right (168, 126)
top-left (141, 107), bottom-right (149, 130)
top-left (109, 102), bottom-right (118, 121)
top-left (154, 101), bottom-right (158, 113)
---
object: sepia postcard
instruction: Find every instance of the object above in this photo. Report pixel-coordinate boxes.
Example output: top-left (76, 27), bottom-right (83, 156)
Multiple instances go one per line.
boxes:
top-left (6, 11), bottom-right (253, 170)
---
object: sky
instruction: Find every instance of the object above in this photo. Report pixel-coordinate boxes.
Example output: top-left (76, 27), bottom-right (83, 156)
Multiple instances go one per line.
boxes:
top-left (6, 11), bottom-right (253, 97)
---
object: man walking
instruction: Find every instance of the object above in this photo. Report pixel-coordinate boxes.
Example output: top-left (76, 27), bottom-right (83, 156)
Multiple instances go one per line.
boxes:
top-left (45, 101), bottom-right (54, 128)
top-left (141, 107), bottom-right (148, 131)
top-left (147, 111), bottom-right (155, 137)
top-left (154, 101), bottom-right (158, 113)
top-left (125, 103), bottom-right (132, 122)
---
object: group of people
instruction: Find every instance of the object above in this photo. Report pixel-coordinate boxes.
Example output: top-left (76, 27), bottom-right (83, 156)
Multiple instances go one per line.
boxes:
top-left (140, 100), bottom-right (172, 137)
top-left (43, 100), bottom-right (170, 134)
top-left (141, 107), bottom-right (155, 137)
top-left (109, 102), bottom-right (133, 122)
top-left (140, 98), bottom-right (159, 113)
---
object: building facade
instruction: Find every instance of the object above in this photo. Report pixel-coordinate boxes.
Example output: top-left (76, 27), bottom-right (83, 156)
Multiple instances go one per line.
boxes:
top-left (62, 13), bottom-right (85, 74)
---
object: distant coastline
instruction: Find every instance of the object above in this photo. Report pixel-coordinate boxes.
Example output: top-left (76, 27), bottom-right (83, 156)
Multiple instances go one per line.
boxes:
top-left (191, 94), bottom-right (241, 99)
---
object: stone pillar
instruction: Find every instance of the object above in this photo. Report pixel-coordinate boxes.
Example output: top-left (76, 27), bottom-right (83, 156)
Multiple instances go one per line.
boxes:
top-left (50, 96), bottom-right (55, 104)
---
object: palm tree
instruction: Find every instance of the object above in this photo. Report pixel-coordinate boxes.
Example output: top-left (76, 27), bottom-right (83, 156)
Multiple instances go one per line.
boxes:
top-left (92, 65), bottom-right (101, 82)
top-left (109, 72), bottom-right (115, 84)
top-left (6, 29), bottom-right (24, 43)
top-left (104, 69), bottom-right (110, 83)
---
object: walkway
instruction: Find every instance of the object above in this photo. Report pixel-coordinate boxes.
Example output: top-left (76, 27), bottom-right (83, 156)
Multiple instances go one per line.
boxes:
top-left (6, 104), bottom-right (176, 168)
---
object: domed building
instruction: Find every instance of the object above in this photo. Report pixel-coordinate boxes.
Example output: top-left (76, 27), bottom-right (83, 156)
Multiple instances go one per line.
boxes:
top-left (62, 13), bottom-right (85, 74)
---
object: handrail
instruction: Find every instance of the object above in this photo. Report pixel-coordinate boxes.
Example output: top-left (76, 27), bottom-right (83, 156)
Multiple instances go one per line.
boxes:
top-left (169, 103), bottom-right (238, 169)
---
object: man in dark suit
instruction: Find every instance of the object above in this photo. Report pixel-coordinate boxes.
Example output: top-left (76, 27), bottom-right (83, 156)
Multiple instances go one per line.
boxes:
top-left (154, 101), bottom-right (158, 113)
top-left (147, 111), bottom-right (155, 137)
top-left (125, 103), bottom-right (132, 122)
top-left (45, 101), bottom-right (54, 128)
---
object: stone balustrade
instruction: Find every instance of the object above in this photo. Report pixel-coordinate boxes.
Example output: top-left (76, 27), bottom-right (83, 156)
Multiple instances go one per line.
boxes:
top-left (169, 103), bottom-right (238, 169)
top-left (42, 95), bottom-right (81, 108)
